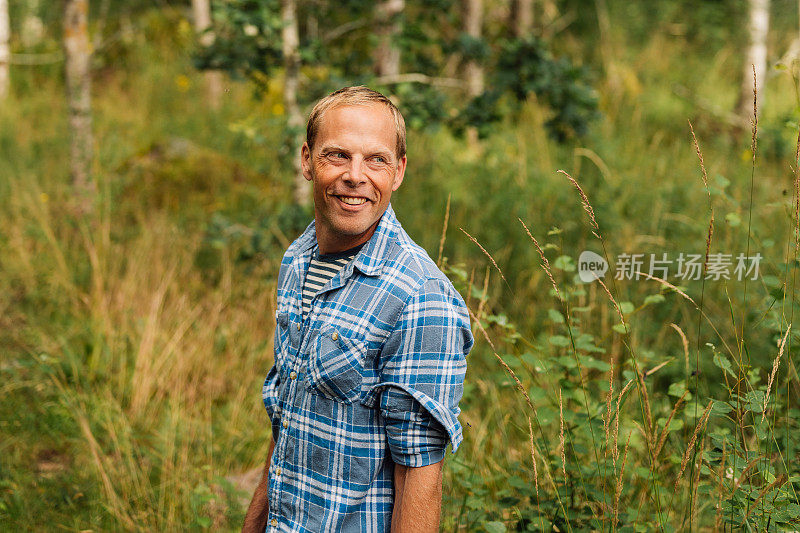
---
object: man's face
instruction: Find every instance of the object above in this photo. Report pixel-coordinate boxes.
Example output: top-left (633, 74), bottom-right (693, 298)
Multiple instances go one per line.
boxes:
top-left (301, 103), bottom-right (406, 254)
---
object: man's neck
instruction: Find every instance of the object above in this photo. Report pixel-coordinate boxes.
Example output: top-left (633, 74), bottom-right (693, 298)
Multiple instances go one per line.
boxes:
top-left (315, 219), bottom-right (381, 255)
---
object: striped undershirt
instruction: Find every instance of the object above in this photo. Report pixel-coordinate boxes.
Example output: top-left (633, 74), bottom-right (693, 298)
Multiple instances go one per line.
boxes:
top-left (302, 243), bottom-right (365, 319)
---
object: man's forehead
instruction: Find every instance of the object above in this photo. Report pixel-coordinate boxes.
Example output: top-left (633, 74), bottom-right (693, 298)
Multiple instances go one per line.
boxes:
top-left (315, 103), bottom-right (397, 151)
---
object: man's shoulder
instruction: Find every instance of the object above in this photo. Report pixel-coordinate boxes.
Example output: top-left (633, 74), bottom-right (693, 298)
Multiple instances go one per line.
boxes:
top-left (382, 226), bottom-right (461, 301)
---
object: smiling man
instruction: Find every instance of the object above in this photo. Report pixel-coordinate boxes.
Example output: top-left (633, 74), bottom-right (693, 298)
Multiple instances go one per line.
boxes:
top-left (242, 86), bottom-right (473, 533)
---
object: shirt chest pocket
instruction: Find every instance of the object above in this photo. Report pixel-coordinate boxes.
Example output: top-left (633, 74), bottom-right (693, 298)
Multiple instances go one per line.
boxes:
top-left (306, 327), bottom-right (366, 404)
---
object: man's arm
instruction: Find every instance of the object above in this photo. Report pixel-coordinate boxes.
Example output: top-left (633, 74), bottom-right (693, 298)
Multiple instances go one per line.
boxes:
top-left (242, 439), bottom-right (275, 533)
top-left (391, 460), bottom-right (443, 533)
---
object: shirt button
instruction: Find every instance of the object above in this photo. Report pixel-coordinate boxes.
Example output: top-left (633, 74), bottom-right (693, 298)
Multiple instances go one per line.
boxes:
top-left (275, 467), bottom-right (282, 476)
top-left (331, 332), bottom-right (339, 341)
top-left (290, 371), bottom-right (297, 380)
top-left (296, 323), bottom-right (301, 330)
top-left (270, 518), bottom-right (278, 527)
top-left (282, 419), bottom-right (289, 429)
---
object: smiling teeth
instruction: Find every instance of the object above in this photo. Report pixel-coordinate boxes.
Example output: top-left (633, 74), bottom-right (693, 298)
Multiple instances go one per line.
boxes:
top-left (339, 196), bottom-right (366, 205)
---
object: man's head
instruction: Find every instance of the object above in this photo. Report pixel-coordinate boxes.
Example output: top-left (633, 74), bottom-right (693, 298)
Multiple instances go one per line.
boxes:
top-left (301, 86), bottom-right (407, 254)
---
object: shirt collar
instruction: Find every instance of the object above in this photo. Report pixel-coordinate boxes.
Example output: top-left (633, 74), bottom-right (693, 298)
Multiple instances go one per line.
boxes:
top-left (295, 203), bottom-right (400, 277)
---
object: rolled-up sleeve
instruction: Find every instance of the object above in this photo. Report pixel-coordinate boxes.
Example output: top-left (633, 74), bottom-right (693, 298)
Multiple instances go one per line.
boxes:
top-left (376, 277), bottom-right (473, 467)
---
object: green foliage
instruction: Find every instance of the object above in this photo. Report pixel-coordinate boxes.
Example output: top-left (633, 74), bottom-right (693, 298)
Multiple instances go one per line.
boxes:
top-left (194, 1), bottom-right (599, 142)
top-left (456, 37), bottom-right (599, 141)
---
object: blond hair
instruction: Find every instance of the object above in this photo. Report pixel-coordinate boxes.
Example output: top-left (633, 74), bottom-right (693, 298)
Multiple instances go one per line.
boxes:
top-left (305, 86), bottom-right (407, 160)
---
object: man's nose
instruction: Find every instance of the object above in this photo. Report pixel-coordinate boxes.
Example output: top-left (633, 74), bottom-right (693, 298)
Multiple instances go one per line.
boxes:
top-left (343, 156), bottom-right (367, 185)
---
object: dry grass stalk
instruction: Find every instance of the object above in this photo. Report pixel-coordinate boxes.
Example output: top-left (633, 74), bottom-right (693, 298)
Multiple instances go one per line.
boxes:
top-left (604, 359), bottom-right (615, 450)
top-left (612, 379), bottom-right (635, 466)
top-left (528, 417), bottom-right (540, 504)
top-left (762, 324), bottom-right (791, 421)
top-left (751, 64), bottom-right (758, 162)
top-left (594, 275), bottom-right (626, 328)
top-left (558, 169), bottom-right (600, 238)
top-left (467, 306), bottom-right (537, 414)
top-left (670, 323), bottom-right (690, 377)
top-left (674, 400), bottom-right (713, 490)
top-left (635, 367), bottom-right (654, 447)
top-left (689, 120), bottom-right (715, 270)
top-left (559, 388), bottom-right (566, 482)
top-left (732, 456), bottom-right (761, 492)
top-left (714, 443), bottom-right (727, 530)
top-left (688, 120), bottom-right (710, 191)
top-left (613, 431), bottom-right (632, 528)
top-left (518, 218), bottom-right (561, 299)
top-left (637, 272), bottom-right (698, 307)
top-left (704, 216), bottom-right (715, 270)
top-left (690, 435), bottom-right (706, 526)
top-left (459, 227), bottom-right (507, 283)
top-left (77, 412), bottom-right (137, 530)
top-left (465, 267), bottom-right (475, 309)
top-left (476, 267), bottom-right (490, 322)
top-left (794, 129), bottom-right (800, 254)
top-left (744, 474), bottom-right (787, 521)
top-left (436, 193), bottom-right (451, 267)
top-left (653, 389), bottom-right (688, 460)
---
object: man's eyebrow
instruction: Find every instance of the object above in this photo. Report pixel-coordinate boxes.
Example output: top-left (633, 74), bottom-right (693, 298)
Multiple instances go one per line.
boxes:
top-left (318, 144), bottom-right (347, 154)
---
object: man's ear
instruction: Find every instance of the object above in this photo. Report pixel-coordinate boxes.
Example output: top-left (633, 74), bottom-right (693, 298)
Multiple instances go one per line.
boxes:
top-left (301, 142), bottom-right (313, 182)
top-left (392, 155), bottom-right (407, 191)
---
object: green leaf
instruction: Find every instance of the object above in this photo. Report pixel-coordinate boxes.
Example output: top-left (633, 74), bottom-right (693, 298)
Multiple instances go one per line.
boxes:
top-left (484, 521), bottom-right (507, 533)
top-left (711, 400), bottom-right (733, 415)
top-left (554, 255), bottom-right (575, 272)
top-left (725, 212), bottom-right (741, 227)
top-left (668, 381), bottom-right (688, 398)
top-left (612, 323), bottom-right (629, 334)
top-left (619, 301), bottom-right (635, 314)
top-left (644, 294), bottom-right (665, 306)
top-left (547, 309), bottom-right (565, 324)
top-left (548, 335), bottom-right (570, 347)
top-left (713, 352), bottom-right (735, 378)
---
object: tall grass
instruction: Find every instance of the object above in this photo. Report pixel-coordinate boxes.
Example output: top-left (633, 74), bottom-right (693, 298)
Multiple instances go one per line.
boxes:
top-left (2, 4), bottom-right (800, 531)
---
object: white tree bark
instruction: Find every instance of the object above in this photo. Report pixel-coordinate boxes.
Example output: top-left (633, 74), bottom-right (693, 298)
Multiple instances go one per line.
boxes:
top-left (375, 0), bottom-right (404, 77)
top-left (22, 0), bottom-right (44, 49)
top-left (509, 0), bottom-right (533, 38)
top-left (282, 0), bottom-right (308, 207)
top-left (192, 0), bottom-right (222, 109)
top-left (64, 0), bottom-right (94, 213)
top-left (462, 0), bottom-right (483, 98)
top-left (738, 0), bottom-right (770, 119)
top-left (0, 0), bottom-right (10, 100)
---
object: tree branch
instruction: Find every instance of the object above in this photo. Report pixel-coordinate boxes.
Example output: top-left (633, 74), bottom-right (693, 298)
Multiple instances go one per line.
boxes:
top-left (373, 73), bottom-right (465, 89)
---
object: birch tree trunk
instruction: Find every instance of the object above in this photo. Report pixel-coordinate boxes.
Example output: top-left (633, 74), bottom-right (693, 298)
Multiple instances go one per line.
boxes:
top-left (64, 0), bottom-right (94, 213)
top-left (282, 0), bottom-right (308, 207)
top-left (192, 0), bottom-right (222, 109)
top-left (22, 0), bottom-right (44, 48)
top-left (509, 0), bottom-right (533, 38)
top-left (0, 0), bottom-right (10, 100)
top-left (737, 0), bottom-right (770, 120)
top-left (374, 0), bottom-right (404, 77)
top-left (462, 0), bottom-right (483, 98)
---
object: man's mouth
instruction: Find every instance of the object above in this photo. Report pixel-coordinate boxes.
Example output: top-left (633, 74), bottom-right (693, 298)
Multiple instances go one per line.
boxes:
top-left (332, 194), bottom-right (368, 206)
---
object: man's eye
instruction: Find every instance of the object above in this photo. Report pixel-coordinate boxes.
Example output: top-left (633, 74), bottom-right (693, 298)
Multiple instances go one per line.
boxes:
top-left (372, 156), bottom-right (386, 163)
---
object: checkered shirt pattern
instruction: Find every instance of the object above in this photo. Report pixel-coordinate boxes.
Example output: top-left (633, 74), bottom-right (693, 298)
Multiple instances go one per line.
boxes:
top-left (261, 203), bottom-right (473, 532)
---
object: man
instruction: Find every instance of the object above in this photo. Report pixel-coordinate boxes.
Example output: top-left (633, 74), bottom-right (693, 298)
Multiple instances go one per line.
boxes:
top-left (243, 86), bottom-right (473, 532)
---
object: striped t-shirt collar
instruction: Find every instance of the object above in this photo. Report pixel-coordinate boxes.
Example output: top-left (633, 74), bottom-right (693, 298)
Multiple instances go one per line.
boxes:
top-left (293, 203), bottom-right (400, 278)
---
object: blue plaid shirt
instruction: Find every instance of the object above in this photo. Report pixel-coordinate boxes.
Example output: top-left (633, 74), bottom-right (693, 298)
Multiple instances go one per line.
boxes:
top-left (261, 203), bottom-right (473, 532)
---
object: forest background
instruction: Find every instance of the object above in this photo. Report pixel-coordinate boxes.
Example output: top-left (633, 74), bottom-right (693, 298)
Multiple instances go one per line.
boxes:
top-left (2, 0), bottom-right (800, 531)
